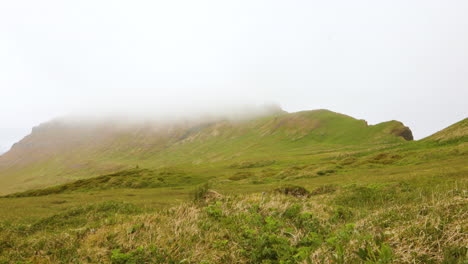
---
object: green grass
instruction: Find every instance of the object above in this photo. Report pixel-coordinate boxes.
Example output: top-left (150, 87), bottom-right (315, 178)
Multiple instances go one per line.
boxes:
top-left (0, 178), bottom-right (466, 263)
top-left (2, 168), bottom-right (207, 198)
top-left (0, 111), bottom-right (466, 263)
top-left (0, 109), bottom-right (413, 195)
top-left (0, 133), bottom-right (466, 263)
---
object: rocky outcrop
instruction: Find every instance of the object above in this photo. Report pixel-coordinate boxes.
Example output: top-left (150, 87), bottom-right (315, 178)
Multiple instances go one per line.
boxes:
top-left (391, 125), bottom-right (414, 141)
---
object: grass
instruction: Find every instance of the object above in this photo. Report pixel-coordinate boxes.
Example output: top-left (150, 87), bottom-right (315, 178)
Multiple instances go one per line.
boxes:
top-left (0, 179), bottom-right (465, 263)
top-left (2, 168), bottom-right (207, 198)
top-left (0, 109), bottom-right (412, 195)
top-left (0, 135), bottom-right (466, 263)
top-left (0, 111), bottom-right (466, 263)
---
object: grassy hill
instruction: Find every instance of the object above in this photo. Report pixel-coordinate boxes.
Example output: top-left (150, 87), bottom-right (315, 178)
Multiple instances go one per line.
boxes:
top-left (0, 110), bottom-right (466, 263)
top-left (0, 109), bottom-right (412, 195)
top-left (423, 118), bottom-right (468, 144)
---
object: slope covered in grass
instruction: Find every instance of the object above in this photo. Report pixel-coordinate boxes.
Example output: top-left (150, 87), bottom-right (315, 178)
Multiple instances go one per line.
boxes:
top-left (0, 109), bottom-right (413, 195)
top-left (0, 116), bottom-right (466, 263)
top-left (424, 118), bottom-right (468, 144)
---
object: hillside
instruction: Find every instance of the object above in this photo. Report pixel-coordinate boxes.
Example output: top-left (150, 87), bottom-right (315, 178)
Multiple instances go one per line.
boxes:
top-left (0, 109), bottom-right (413, 195)
top-left (0, 113), bottom-right (466, 263)
top-left (423, 118), bottom-right (468, 143)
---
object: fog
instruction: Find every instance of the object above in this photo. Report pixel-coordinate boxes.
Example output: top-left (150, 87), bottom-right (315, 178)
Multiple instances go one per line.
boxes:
top-left (1, 0), bottom-right (468, 152)
top-left (54, 103), bottom-right (285, 128)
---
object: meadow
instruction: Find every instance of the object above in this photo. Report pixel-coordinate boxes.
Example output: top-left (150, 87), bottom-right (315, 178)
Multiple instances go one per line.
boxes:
top-left (0, 135), bottom-right (466, 263)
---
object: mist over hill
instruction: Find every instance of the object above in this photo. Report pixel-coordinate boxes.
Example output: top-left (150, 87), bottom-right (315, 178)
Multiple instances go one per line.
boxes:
top-left (0, 107), bottom-right (413, 194)
top-left (1, 1), bottom-right (467, 262)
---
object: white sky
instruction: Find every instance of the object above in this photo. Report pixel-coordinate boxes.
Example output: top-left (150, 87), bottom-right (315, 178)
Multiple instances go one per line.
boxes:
top-left (1, 0), bottom-right (467, 152)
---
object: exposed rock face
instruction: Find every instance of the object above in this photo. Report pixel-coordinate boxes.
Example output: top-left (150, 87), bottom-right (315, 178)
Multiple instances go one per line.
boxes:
top-left (391, 125), bottom-right (414, 141)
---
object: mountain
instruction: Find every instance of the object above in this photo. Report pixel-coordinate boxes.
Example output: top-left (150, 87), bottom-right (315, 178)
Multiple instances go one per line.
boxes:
top-left (0, 109), bottom-right (413, 194)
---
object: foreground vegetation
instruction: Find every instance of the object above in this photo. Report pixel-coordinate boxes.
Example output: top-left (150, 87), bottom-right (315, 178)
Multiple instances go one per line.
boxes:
top-left (0, 178), bottom-right (466, 263)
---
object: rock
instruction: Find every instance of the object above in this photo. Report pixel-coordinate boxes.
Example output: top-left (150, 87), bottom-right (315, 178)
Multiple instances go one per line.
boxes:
top-left (391, 125), bottom-right (414, 141)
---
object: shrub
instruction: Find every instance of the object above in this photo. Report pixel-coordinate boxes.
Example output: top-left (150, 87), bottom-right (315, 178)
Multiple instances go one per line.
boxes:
top-left (111, 246), bottom-right (177, 264)
top-left (331, 206), bottom-right (354, 222)
top-left (229, 160), bottom-right (276, 169)
top-left (274, 185), bottom-right (310, 197)
top-left (310, 184), bottom-right (337, 195)
top-left (354, 242), bottom-right (393, 263)
top-left (283, 204), bottom-right (302, 219)
top-left (192, 183), bottom-right (211, 202)
top-left (367, 153), bottom-right (403, 165)
top-left (205, 201), bottom-right (223, 219)
top-left (316, 169), bottom-right (335, 176)
top-left (111, 249), bottom-right (132, 264)
top-left (442, 246), bottom-right (468, 263)
top-left (228, 171), bottom-right (253, 181)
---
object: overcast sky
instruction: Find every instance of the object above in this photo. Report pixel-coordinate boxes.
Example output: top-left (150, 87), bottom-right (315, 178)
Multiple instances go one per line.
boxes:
top-left (1, 0), bottom-right (467, 152)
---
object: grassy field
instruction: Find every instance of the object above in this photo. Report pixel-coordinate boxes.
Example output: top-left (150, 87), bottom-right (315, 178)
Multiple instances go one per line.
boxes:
top-left (0, 133), bottom-right (466, 263)
top-left (0, 112), bottom-right (466, 263)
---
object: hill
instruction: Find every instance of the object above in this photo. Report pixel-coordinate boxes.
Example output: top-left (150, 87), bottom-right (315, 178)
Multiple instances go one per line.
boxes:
top-left (0, 109), bottom-right (413, 195)
top-left (423, 118), bottom-right (468, 144)
top-left (0, 113), bottom-right (466, 263)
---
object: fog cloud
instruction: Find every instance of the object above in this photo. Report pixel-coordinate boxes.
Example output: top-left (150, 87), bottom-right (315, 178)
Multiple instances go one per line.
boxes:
top-left (1, 0), bottom-right (467, 152)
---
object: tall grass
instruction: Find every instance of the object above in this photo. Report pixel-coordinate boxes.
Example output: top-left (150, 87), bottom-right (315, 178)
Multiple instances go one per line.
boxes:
top-left (0, 179), bottom-right (466, 263)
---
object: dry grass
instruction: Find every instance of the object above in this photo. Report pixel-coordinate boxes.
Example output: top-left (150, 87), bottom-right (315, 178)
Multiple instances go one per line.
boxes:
top-left (1, 184), bottom-right (465, 263)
